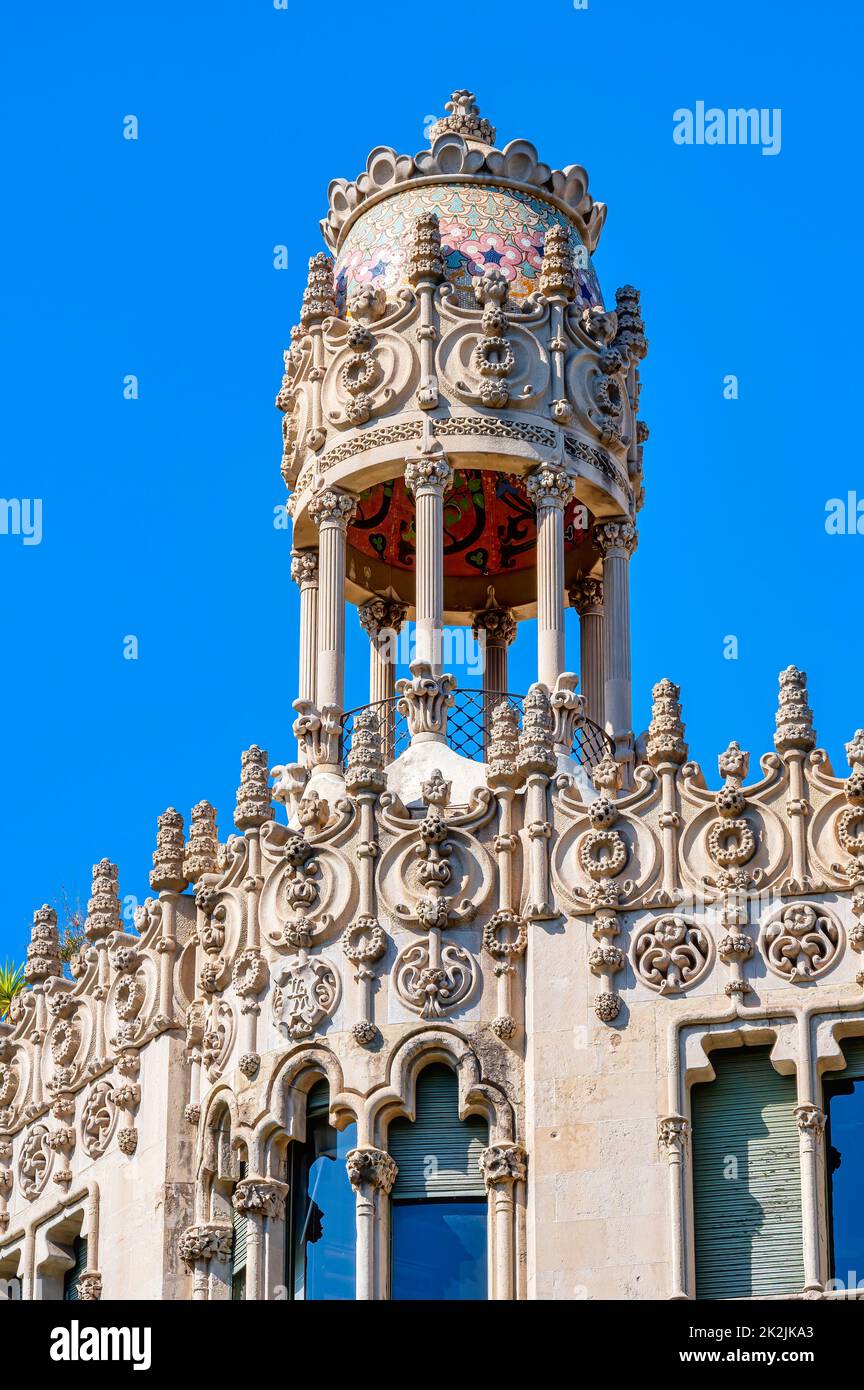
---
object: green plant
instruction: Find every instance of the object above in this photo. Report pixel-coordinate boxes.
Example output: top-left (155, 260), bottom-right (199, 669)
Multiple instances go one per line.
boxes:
top-left (55, 888), bottom-right (87, 969)
top-left (0, 961), bottom-right (26, 1020)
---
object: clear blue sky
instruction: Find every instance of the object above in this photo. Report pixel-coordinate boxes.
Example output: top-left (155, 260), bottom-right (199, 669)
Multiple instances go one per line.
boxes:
top-left (1, 0), bottom-right (861, 962)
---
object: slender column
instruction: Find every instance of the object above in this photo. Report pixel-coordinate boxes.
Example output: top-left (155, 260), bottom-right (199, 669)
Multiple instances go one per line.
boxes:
top-left (404, 447), bottom-right (452, 674)
top-left (472, 586), bottom-right (517, 755)
top-left (346, 1148), bottom-right (398, 1301)
top-left (232, 1179), bottom-right (288, 1302)
top-left (658, 1117), bottom-right (689, 1300)
top-left (595, 518), bottom-right (637, 771)
top-left (358, 597), bottom-right (408, 761)
top-left (290, 549), bottom-right (319, 709)
top-left (307, 490), bottom-right (357, 724)
top-left (526, 465), bottom-right (576, 690)
top-left (479, 1144), bottom-right (527, 1300)
top-left (569, 573), bottom-right (605, 732)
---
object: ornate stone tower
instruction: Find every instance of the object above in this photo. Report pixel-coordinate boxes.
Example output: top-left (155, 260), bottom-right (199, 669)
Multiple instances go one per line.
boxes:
top-left (3, 93), bottom-right (863, 1307)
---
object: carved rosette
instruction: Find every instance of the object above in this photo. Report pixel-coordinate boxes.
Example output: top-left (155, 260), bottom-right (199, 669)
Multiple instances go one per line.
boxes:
top-left (483, 911), bottom-right (527, 976)
top-left (150, 808), bottom-right (188, 893)
top-left (633, 915), bottom-right (711, 994)
top-left (85, 860), bottom-right (121, 942)
top-left (396, 661), bottom-right (456, 739)
top-left (346, 1147), bottom-right (398, 1194)
top-left (184, 801), bottom-right (219, 882)
top-left (234, 745), bottom-right (273, 830)
top-left (342, 916), bottom-right (387, 980)
top-left (479, 1142), bottom-right (527, 1189)
top-left (760, 903), bottom-right (841, 982)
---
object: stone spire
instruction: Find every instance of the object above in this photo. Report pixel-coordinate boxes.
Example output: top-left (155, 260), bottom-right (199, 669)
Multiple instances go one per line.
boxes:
top-left (539, 224), bottom-right (577, 302)
top-left (428, 90), bottom-right (496, 147)
top-left (85, 859), bottom-right (121, 941)
top-left (183, 801), bottom-right (219, 883)
top-left (486, 699), bottom-right (521, 786)
top-left (150, 808), bottom-right (188, 893)
top-left (345, 708), bottom-right (386, 795)
top-left (234, 746), bottom-right (273, 830)
top-left (24, 904), bottom-right (62, 983)
top-left (646, 679), bottom-right (687, 766)
top-left (774, 666), bottom-right (816, 754)
top-left (300, 252), bottom-right (337, 327)
top-left (613, 285), bottom-right (648, 363)
top-left (517, 684), bottom-right (556, 776)
top-left (407, 212), bottom-right (446, 286)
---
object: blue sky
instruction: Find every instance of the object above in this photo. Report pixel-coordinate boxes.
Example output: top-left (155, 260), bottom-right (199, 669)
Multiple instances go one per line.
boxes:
top-left (1, 0), bottom-right (861, 962)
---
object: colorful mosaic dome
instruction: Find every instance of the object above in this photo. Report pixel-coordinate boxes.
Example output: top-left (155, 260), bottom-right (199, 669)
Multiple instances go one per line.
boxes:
top-left (335, 183), bottom-right (603, 312)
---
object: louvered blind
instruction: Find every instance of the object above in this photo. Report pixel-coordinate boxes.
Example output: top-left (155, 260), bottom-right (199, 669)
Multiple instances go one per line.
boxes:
top-left (63, 1236), bottom-right (88, 1301)
top-left (692, 1048), bottom-right (804, 1299)
top-left (835, 1036), bottom-right (864, 1080)
top-left (389, 1065), bottom-right (488, 1200)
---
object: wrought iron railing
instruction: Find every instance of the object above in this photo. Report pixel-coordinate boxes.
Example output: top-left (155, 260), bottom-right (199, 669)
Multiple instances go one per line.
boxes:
top-left (340, 689), bottom-right (613, 770)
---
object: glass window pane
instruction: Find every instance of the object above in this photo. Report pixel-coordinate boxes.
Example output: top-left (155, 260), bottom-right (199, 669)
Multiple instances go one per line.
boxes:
top-left (391, 1201), bottom-right (487, 1300)
top-left (827, 1076), bottom-right (864, 1287)
top-left (290, 1111), bottom-right (357, 1300)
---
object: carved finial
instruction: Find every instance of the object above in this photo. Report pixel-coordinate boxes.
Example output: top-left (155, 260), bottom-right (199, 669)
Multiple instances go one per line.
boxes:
top-left (24, 904), bottom-right (62, 983)
top-left (300, 252), bottom-right (337, 327)
top-left (845, 731), bottom-right (864, 807)
top-left (234, 746), bottom-right (273, 830)
top-left (408, 212), bottom-right (446, 286)
top-left (646, 678), bottom-right (687, 767)
top-left (518, 684), bottom-right (556, 776)
top-left (539, 224), bottom-right (576, 301)
top-left (428, 90), bottom-right (496, 146)
top-left (183, 801), bottom-right (219, 883)
top-left (85, 859), bottom-right (121, 941)
top-left (846, 730), bottom-right (864, 771)
top-left (718, 740), bottom-right (749, 784)
top-left (486, 699), bottom-right (521, 786)
top-left (421, 768), bottom-right (451, 807)
top-left (150, 807), bottom-right (188, 893)
top-left (345, 708), bottom-right (386, 795)
top-left (592, 753), bottom-right (623, 796)
top-left (613, 285), bottom-right (648, 363)
top-left (774, 666), bottom-right (816, 754)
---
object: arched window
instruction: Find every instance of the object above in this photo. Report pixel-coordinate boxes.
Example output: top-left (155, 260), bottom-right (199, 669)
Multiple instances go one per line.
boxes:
top-left (63, 1236), bottom-right (88, 1302)
top-left (691, 1047), bottom-right (803, 1298)
top-left (825, 1036), bottom-right (864, 1290)
top-left (388, 1063), bottom-right (488, 1301)
top-left (287, 1080), bottom-right (357, 1299)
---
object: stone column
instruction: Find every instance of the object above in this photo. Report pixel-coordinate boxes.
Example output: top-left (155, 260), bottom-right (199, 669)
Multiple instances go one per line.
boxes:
top-left (479, 1143), bottom-right (527, 1301)
top-left (346, 1148), bottom-right (398, 1301)
top-left (595, 518), bottom-right (637, 770)
top-left (795, 1105), bottom-right (826, 1293)
top-left (308, 489), bottom-right (357, 726)
top-left (658, 1117), bottom-right (689, 1300)
top-left (472, 587), bottom-right (517, 756)
top-left (526, 465), bottom-right (576, 691)
top-left (404, 446), bottom-right (452, 674)
top-left (290, 548), bottom-right (319, 709)
top-left (569, 573), bottom-right (605, 732)
top-left (358, 597), bottom-right (408, 762)
top-left (232, 1179), bottom-right (288, 1302)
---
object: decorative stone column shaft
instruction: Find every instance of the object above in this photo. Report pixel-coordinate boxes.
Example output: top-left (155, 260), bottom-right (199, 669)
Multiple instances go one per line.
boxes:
top-left (232, 1178), bottom-right (288, 1302)
top-left (405, 446), bottom-right (452, 674)
top-left (290, 548), bottom-right (319, 709)
top-left (795, 1105), bottom-right (826, 1293)
top-left (346, 1148), bottom-right (397, 1301)
top-left (658, 1115), bottom-right (689, 1300)
top-left (595, 518), bottom-right (637, 773)
top-left (358, 597), bottom-right (408, 761)
top-left (308, 489), bottom-right (357, 749)
top-left (526, 465), bottom-right (575, 691)
top-left (473, 586), bottom-right (517, 755)
top-left (569, 573), bottom-right (605, 732)
top-left (479, 1143), bottom-right (527, 1301)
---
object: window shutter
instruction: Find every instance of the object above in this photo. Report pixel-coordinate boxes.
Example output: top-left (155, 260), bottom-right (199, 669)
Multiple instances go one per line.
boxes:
top-left (834, 1037), bottom-right (864, 1080)
top-left (63, 1236), bottom-right (88, 1301)
top-left (692, 1048), bottom-right (804, 1299)
top-left (389, 1065), bottom-right (488, 1200)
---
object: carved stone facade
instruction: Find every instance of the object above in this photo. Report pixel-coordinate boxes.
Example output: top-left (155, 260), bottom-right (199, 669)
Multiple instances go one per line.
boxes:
top-left (1, 93), bottom-right (860, 1305)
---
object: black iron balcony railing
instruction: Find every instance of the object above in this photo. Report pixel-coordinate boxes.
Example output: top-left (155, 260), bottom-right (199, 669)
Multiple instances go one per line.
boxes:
top-left (340, 689), bottom-right (613, 770)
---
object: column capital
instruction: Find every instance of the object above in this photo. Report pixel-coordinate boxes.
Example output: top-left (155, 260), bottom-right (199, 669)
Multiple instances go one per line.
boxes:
top-left (525, 463), bottom-right (575, 511)
top-left (594, 517), bottom-right (638, 557)
top-left (346, 1146), bottom-right (398, 1194)
top-left (395, 661), bottom-right (456, 740)
top-left (308, 487), bottom-right (358, 531)
top-left (290, 548), bottom-right (319, 587)
top-left (569, 572), bottom-right (604, 616)
top-left (404, 448), bottom-right (452, 498)
top-left (658, 1114), bottom-right (689, 1155)
top-left (358, 596), bottom-right (408, 640)
top-left (795, 1105), bottom-right (826, 1136)
top-left (232, 1177), bottom-right (289, 1221)
top-left (472, 586), bottom-right (517, 648)
top-left (178, 1221), bottom-right (233, 1269)
top-left (479, 1141), bottom-right (528, 1190)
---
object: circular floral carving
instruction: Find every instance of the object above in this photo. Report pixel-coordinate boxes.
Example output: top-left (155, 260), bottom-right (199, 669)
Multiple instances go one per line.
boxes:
top-left (342, 917), bottom-right (386, 965)
top-left (340, 352), bottom-right (378, 395)
top-left (82, 1082), bottom-right (116, 1158)
top-left (50, 1019), bottom-right (79, 1066)
top-left (115, 975), bottom-right (145, 1022)
top-left (231, 951), bottom-right (268, 998)
top-left (707, 818), bottom-right (755, 868)
top-left (491, 1015), bottom-right (517, 1040)
top-left (0, 1063), bottom-right (19, 1108)
top-left (633, 915), bottom-right (712, 994)
top-left (837, 808), bottom-right (864, 856)
top-left (761, 902), bottom-right (842, 981)
top-left (482, 910), bottom-right (527, 960)
top-left (352, 1020), bottom-right (377, 1046)
top-left (579, 829), bottom-right (627, 881)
